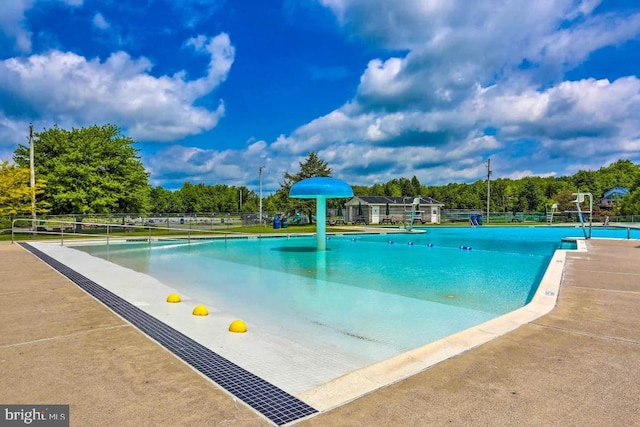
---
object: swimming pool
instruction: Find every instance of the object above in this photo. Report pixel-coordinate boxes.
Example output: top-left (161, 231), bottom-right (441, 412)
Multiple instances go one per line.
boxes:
top-left (31, 226), bottom-right (638, 408)
top-left (74, 226), bottom-right (634, 316)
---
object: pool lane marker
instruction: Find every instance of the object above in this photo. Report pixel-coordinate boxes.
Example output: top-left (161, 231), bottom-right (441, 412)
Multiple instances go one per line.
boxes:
top-left (19, 242), bottom-right (317, 426)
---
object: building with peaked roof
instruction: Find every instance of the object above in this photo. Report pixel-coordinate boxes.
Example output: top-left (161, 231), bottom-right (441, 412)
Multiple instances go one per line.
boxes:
top-left (341, 196), bottom-right (444, 225)
top-left (600, 187), bottom-right (629, 208)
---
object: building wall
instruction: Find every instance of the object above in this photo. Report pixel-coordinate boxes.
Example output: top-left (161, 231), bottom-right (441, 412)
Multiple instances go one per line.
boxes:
top-left (364, 204), bottom-right (441, 224)
top-left (343, 197), bottom-right (442, 224)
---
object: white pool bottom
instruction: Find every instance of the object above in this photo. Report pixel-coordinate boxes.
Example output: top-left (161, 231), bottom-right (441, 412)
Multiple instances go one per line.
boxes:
top-left (29, 240), bottom-right (572, 411)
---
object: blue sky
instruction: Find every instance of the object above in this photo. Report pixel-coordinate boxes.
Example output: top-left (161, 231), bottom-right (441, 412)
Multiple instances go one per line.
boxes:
top-left (1, 0), bottom-right (640, 193)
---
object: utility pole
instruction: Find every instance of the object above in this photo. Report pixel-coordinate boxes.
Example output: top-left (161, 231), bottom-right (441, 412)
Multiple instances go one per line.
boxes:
top-left (486, 158), bottom-right (492, 224)
top-left (259, 165), bottom-right (265, 225)
top-left (29, 124), bottom-right (36, 232)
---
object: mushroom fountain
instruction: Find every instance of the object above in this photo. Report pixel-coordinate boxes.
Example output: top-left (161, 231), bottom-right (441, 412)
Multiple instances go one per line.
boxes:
top-left (289, 177), bottom-right (353, 250)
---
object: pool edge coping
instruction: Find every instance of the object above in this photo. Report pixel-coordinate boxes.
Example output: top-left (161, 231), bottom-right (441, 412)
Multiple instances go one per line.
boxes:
top-left (296, 239), bottom-right (586, 412)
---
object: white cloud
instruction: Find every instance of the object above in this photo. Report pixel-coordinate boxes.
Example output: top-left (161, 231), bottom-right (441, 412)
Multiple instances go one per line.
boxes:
top-left (250, 70), bottom-right (640, 187)
top-left (146, 140), bottom-right (280, 190)
top-left (260, 0), bottom-right (640, 186)
top-left (345, 2), bottom-right (640, 113)
top-left (0, 113), bottom-right (30, 162)
top-left (531, 12), bottom-right (640, 74)
top-left (184, 33), bottom-right (236, 96)
top-left (0, 0), bottom-right (36, 52)
top-left (4, 0), bottom-right (640, 190)
top-left (0, 33), bottom-right (235, 141)
top-left (271, 108), bottom-right (375, 154)
top-left (262, 69), bottom-right (640, 186)
top-left (485, 77), bottom-right (640, 146)
top-left (0, 0), bottom-right (82, 53)
top-left (92, 13), bottom-right (110, 30)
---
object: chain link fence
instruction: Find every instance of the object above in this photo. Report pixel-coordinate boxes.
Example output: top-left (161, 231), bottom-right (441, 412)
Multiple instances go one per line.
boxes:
top-left (3, 210), bottom-right (640, 236)
top-left (441, 210), bottom-right (640, 224)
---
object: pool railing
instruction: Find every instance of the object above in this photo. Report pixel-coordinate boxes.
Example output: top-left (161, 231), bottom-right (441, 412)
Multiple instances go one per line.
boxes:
top-left (10, 218), bottom-right (265, 247)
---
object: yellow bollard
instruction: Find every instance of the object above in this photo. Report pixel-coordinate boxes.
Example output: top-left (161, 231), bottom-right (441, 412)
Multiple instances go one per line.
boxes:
top-left (192, 305), bottom-right (209, 316)
top-left (228, 320), bottom-right (247, 333)
top-left (166, 293), bottom-right (181, 303)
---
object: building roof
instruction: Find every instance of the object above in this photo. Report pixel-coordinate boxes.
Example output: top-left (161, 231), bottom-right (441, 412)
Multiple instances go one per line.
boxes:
top-left (349, 196), bottom-right (444, 206)
top-left (603, 187), bottom-right (629, 198)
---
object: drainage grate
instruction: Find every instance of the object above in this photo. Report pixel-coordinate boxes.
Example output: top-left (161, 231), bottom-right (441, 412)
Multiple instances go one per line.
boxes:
top-left (20, 243), bottom-right (317, 426)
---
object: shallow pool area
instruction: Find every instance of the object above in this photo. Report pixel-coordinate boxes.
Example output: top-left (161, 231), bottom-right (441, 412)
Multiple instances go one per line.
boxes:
top-left (25, 225), bottom-right (639, 418)
top-left (68, 231), bottom-right (549, 374)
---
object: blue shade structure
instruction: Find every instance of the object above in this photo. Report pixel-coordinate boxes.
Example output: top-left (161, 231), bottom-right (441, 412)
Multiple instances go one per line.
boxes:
top-left (289, 177), bottom-right (354, 250)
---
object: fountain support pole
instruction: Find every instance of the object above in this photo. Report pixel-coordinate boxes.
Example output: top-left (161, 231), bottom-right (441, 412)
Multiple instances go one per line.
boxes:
top-left (316, 196), bottom-right (327, 250)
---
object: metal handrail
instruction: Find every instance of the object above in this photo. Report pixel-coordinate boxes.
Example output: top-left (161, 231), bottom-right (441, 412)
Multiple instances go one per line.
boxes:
top-left (10, 218), bottom-right (245, 247)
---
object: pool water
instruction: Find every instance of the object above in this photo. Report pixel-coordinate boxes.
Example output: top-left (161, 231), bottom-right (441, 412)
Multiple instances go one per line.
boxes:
top-left (72, 226), bottom-right (637, 364)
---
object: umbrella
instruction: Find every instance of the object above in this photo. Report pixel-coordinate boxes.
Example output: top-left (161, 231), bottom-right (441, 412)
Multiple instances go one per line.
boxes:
top-left (385, 202), bottom-right (390, 216)
top-left (358, 201), bottom-right (363, 216)
top-left (337, 204), bottom-right (343, 217)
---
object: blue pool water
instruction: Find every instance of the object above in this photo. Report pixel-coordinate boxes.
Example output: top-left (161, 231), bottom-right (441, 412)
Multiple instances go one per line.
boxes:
top-left (72, 226), bottom-right (638, 358)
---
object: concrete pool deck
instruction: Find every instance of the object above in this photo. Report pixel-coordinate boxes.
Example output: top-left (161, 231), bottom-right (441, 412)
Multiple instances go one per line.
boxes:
top-left (1, 238), bottom-right (639, 425)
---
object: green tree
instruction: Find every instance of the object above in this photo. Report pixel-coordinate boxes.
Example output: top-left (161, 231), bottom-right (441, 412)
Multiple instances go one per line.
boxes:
top-left (369, 183), bottom-right (385, 195)
top-left (150, 186), bottom-right (183, 213)
top-left (273, 152), bottom-right (332, 215)
top-left (166, 183), bottom-right (259, 214)
top-left (596, 159), bottom-right (640, 192)
top-left (383, 181), bottom-right (402, 197)
top-left (517, 178), bottom-right (544, 211)
top-left (177, 182), bottom-right (202, 213)
top-left (13, 124), bottom-right (151, 216)
top-left (553, 190), bottom-right (579, 213)
top-left (351, 185), bottom-right (370, 196)
top-left (399, 178), bottom-right (414, 196)
top-left (319, 159), bottom-right (639, 215)
top-left (410, 176), bottom-right (422, 196)
top-left (262, 197), bottom-right (278, 213)
top-left (620, 187), bottom-right (640, 215)
top-left (470, 180), bottom-right (487, 209)
top-left (236, 185), bottom-right (258, 212)
top-left (572, 169), bottom-right (599, 195)
top-left (490, 178), bottom-right (508, 212)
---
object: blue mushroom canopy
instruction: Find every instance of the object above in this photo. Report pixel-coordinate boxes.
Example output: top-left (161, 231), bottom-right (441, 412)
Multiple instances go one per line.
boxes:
top-left (289, 177), bottom-right (353, 198)
top-left (289, 177), bottom-right (353, 251)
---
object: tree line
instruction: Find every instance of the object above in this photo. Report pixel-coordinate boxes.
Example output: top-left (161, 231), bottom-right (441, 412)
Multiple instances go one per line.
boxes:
top-left (2, 124), bottom-right (640, 226)
top-left (351, 158), bottom-right (640, 216)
